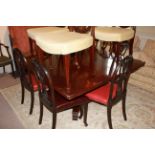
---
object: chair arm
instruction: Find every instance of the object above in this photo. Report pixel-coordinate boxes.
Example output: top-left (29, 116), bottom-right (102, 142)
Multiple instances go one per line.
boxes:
top-left (0, 43), bottom-right (11, 58)
top-left (0, 43), bottom-right (9, 49)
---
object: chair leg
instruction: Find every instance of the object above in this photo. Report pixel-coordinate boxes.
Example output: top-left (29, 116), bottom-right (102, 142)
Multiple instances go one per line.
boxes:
top-left (79, 106), bottom-right (83, 119)
top-left (21, 84), bottom-right (25, 104)
top-left (10, 63), bottom-right (15, 77)
top-left (52, 112), bottom-right (57, 129)
top-left (83, 103), bottom-right (88, 127)
top-left (39, 101), bottom-right (43, 124)
top-left (3, 66), bottom-right (5, 73)
top-left (107, 106), bottom-right (113, 129)
top-left (29, 90), bottom-right (34, 115)
top-left (122, 95), bottom-right (127, 121)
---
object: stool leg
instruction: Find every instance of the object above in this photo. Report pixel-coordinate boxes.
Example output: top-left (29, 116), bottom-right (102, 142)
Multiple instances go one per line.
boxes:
top-left (49, 55), bottom-right (53, 70)
top-left (36, 46), bottom-right (45, 64)
top-left (63, 55), bottom-right (71, 92)
top-left (29, 38), bottom-right (33, 56)
top-left (129, 39), bottom-right (134, 56)
top-left (74, 53), bottom-right (80, 69)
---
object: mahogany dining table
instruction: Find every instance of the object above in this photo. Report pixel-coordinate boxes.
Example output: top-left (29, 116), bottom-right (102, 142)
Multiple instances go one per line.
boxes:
top-left (47, 50), bottom-right (145, 100)
top-left (27, 27), bottom-right (145, 120)
top-left (32, 47), bottom-right (145, 119)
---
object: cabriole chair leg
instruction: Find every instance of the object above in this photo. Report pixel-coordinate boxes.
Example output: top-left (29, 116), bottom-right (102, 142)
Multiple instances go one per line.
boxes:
top-left (107, 106), bottom-right (113, 129)
top-left (122, 95), bottom-right (127, 121)
top-left (21, 84), bottom-right (25, 104)
top-left (29, 91), bottom-right (34, 115)
top-left (52, 113), bottom-right (57, 129)
top-left (39, 101), bottom-right (43, 124)
top-left (84, 104), bottom-right (88, 127)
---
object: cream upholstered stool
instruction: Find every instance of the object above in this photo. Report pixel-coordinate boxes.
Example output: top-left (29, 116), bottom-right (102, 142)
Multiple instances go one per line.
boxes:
top-left (35, 30), bottom-right (93, 91)
top-left (27, 26), bottom-right (68, 58)
top-left (95, 26), bottom-right (135, 59)
top-left (68, 26), bottom-right (95, 68)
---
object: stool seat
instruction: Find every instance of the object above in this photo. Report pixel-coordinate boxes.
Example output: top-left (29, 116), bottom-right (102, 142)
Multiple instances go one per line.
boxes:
top-left (95, 27), bottom-right (135, 42)
top-left (36, 31), bottom-right (93, 55)
top-left (27, 26), bottom-right (68, 40)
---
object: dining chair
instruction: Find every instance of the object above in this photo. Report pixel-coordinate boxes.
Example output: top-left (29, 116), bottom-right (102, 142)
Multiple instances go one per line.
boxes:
top-left (0, 42), bottom-right (14, 75)
top-left (31, 58), bottom-right (89, 129)
top-left (85, 55), bottom-right (133, 129)
top-left (13, 48), bottom-right (38, 114)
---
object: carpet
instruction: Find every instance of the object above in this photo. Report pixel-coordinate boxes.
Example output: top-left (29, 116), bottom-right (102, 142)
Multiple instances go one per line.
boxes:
top-left (1, 83), bottom-right (155, 129)
top-left (0, 73), bottom-right (20, 89)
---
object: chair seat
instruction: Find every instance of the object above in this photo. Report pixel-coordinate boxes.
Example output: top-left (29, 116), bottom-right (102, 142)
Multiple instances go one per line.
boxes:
top-left (0, 56), bottom-right (12, 66)
top-left (36, 31), bottom-right (93, 55)
top-left (27, 27), bottom-right (68, 40)
top-left (85, 82), bottom-right (117, 105)
top-left (95, 27), bottom-right (134, 42)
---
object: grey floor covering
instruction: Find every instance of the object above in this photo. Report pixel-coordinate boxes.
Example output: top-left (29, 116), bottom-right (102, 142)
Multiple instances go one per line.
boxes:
top-left (0, 73), bottom-right (24, 129)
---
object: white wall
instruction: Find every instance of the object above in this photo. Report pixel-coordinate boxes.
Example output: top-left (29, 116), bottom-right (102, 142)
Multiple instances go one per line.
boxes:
top-left (0, 26), bottom-right (13, 73)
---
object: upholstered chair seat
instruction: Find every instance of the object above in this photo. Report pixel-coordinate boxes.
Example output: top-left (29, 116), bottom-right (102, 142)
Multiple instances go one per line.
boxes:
top-left (27, 27), bottom-right (68, 40)
top-left (35, 31), bottom-right (93, 55)
top-left (95, 27), bottom-right (135, 42)
top-left (85, 82), bottom-right (118, 105)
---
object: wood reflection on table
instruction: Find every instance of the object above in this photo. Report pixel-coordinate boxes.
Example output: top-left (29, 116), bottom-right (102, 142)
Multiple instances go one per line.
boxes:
top-left (45, 50), bottom-right (145, 100)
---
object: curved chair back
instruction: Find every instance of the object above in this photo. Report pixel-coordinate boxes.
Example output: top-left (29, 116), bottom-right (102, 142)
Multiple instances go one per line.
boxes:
top-left (31, 59), bottom-right (56, 109)
top-left (68, 26), bottom-right (92, 33)
top-left (13, 48), bottom-right (32, 89)
top-left (68, 26), bottom-right (95, 38)
top-left (109, 55), bottom-right (133, 105)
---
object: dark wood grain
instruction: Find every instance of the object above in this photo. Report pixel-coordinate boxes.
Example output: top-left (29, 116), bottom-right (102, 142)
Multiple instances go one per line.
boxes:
top-left (44, 50), bottom-right (145, 100)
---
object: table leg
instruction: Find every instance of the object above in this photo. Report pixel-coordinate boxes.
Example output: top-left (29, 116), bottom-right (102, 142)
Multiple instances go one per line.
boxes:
top-left (72, 106), bottom-right (81, 120)
top-left (63, 55), bottom-right (71, 92)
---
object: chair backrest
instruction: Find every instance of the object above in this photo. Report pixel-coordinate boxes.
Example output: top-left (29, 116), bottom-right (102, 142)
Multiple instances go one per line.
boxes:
top-left (68, 26), bottom-right (95, 37)
top-left (68, 26), bottom-right (91, 32)
top-left (13, 48), bottom-right (32, 88)
top-left (31, 59), bottom-right (56, 109)
top-left (108, 55), bottom-right (133, 104)
top-left (102, 26), bottom-right (136, 59)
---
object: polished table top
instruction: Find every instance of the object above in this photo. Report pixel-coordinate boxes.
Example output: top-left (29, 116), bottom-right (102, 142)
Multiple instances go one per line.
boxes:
top-left (45, 51), bottom-right (145, 100)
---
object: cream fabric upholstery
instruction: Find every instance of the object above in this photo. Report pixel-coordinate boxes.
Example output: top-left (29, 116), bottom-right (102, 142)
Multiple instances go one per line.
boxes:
top-left (36, 31), bottom-right (93, 55)
top-left (95, 27), bottom-right (134, 42)
top-left (27, 27), bottom-right (68, 40)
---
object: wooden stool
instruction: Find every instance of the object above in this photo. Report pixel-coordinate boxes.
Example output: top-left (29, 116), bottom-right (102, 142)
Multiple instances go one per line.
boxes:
top-left (95, 26), bottom-right (135, 60)
top-left (27, 27), bottom-right (68, 62)
top-left (35, 30), bottom-right (93, 92)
